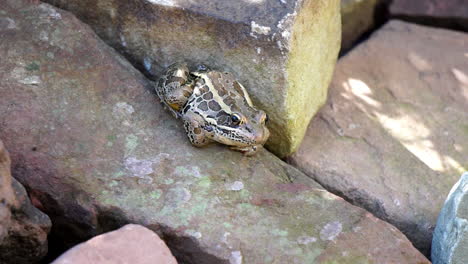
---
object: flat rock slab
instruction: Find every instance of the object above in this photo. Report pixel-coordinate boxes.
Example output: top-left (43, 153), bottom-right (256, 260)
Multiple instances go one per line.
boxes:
top-left (0, 2), bottom-right (429, 263)
top-left (0, 140), bottom-right (51, 264)
top-left (42, 0), bottom-right (342, 158)
top-left (390, 0), bottom-right (468, 31)
top-left (52, 224), bottom-right (178, 264)
top-left (432, 172), bottom-right (468, 264)
top-left (288, 20), bottom-right (468, 255)
top-left (341, 0), bottom-right (380, 52)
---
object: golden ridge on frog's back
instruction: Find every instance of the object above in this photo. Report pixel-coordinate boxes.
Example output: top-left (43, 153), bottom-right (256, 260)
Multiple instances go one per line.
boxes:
top-left (156, 63), bottom-right (270, 156)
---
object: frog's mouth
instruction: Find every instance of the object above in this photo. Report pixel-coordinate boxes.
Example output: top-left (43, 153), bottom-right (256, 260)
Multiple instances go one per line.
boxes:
top-left (230, 145), bottom-right (261, 156)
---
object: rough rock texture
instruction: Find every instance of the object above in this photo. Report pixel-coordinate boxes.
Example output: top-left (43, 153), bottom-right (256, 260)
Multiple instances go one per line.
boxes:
top-left (390, 0), bottom-right (468, 31)
top-left (341, 0), bottom-right (380, 52)
top-left (432, 172), bottom-right (468, 264)
top-left (288, 20), bottom-right (468, 256)
top-left (0, 141), bottom-right (16, 250)
top-left (0, 2), bottom-right (430, 263)
top-left (52, 224), bottom-right (178, 264)
top-left (41, 0), bottom-right (342, 158)
top-left (0, 139), bottom-right (52, 264)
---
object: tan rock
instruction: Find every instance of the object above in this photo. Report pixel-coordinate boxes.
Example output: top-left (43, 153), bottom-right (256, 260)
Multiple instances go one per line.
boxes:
top-left (52, 224), bottom-right (177, 264)
top-left (288, 20), bottom-right (468, 255)
top-left (0, 140), bottom-right (16, 242)
top-left (42, 0), bottom-right (342, 157)
top-left (0, 140), bottom-right (52, 264)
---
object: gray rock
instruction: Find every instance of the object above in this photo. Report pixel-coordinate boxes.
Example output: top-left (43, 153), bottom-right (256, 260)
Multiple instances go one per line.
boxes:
top-left (41, 0), bottom-right (342, 158)
top-left (0, 2), bottom-right (429, 263)
top-left (0, 139), bottom-right (52, 264)
top-left (432, 172), bottom-right (468, 264)
top-left (288, 20), bottom-right (468, 256)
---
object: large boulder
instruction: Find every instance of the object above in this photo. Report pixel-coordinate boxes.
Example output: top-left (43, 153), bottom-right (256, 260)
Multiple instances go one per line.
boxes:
top-left (52, 224), bottom-right (177, 264)
top-left (288, 20), bottom-right (468, 256)
top-left (390, 0), bottom-right (468, 31)
top-left (41, 0), bottom-right (342, 158)
top-left (0, 139), bottom-right (52, 264)
top-left (0, 2), bottom-right (430, 263)
top-left (432, 172), bottom-right (468, 264)
top-left (340, 0), bottom-right (380, 52)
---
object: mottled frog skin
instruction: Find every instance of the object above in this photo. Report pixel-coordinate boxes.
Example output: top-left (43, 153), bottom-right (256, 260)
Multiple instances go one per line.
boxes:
top-left (156, 63), bottom-right (270, 156)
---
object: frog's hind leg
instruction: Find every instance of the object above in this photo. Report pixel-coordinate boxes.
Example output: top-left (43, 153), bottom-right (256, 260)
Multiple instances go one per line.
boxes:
top-left (156, 63), bottom-right (195, 119)
top-left (182, 112), bottom-right (212, 147)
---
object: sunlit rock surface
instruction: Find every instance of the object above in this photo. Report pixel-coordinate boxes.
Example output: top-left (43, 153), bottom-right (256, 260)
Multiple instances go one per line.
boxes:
top-left (0, 3), bottom-right (429, 263)
top-left (52, 224), bottom-right (178, 264)
top-left (42, 0), bottom-right (342, 158)
top-left (432, 172), bottom-right (468, 264)
top-left (288, 20), bottom-right (468, 256)
top-left (341, 0), bottom-right (380, 52)
top-left (0, 140), bottom-right (51, 264)
top-left (390, 0), bottom-right (468, 31)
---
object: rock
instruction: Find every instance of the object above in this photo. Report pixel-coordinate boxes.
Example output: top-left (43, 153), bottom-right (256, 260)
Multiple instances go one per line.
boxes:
top-left (432, 172), bottom-right (468, 264)
top-left (390, 0), bottom-right (468, 31)
top-left (0, 139), bottom-right (52, 264)
top-left (341, 0), bottom-right (380, 52)
top-left (52, 224), bottom-right (177, 264)
top-left (288, 20), bottom-right (468, 255)
top-left (0, 2), bottom-right (430, 263)
top-left (41, 0), bottom-right (342, 158)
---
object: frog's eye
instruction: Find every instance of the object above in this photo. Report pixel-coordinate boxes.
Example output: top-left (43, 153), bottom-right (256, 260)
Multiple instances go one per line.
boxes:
top-left (231, 114), bottom-right (241, 126)
top-left (264, 114), bottom-right (269, 123)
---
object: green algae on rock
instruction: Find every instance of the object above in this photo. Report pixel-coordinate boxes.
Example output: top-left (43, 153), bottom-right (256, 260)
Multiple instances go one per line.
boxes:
top-left (340, 0), bottom-right (381, 52)
top-left (42, 0), bottom-right (342, 157)
top-left (0, 2), bottom-right (429, 263)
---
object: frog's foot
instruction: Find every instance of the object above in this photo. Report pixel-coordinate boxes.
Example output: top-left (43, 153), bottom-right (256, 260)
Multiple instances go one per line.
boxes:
top-left (230, 145), bottom-right (261, 156)
top-left (159, 100), bottom-right (182, 119)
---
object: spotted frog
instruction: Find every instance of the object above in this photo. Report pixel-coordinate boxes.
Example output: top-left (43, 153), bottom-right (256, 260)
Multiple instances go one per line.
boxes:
top-left (156, 63), bottom-right (270, 156)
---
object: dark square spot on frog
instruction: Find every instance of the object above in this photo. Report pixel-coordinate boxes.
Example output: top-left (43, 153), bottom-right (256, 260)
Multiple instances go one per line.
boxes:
top-left (198, 101), bottom-right (208, 111)
top-left (193, 127), bottom-right (202, 134)
top-left (168, 76), bottom-right (186, 84)
top-left (223, 98), bottom-right (235, 106)
top-left (208, 100), bottom-right (221, 111)
top-left (183, 90), bottom-right (191, 98)
top-left (217, 87), bottom-right (227, 97)
top-left (203, 92), bottom-right (213, 100)
top-left (182, 104), bottom-right (191, 114)
top-left (199, 85), bottom-right (208, 93)
top-left (216, 110), bottom-right (230, 125)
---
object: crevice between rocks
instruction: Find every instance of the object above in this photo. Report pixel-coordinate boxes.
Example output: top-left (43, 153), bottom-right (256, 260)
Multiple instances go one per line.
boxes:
top-left (24, 0), bottom-right (443, 261)
top-left (35, 194), bottom-right (228, 264)
top-left (391, 15), bottom-right (468, 33)
top-left (286, 151), bottom-right (434, 257)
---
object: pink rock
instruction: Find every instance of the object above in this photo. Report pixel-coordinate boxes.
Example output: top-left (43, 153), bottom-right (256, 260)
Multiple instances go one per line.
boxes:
top-left (53, 224), bottom-right (177, 264)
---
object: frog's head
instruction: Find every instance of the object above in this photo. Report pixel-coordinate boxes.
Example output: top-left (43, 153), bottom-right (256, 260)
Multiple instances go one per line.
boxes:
top-left (189, 71), bottom-right (270, 155)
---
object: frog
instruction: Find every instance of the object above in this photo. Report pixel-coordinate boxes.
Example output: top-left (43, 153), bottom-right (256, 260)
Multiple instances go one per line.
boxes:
top-left (155, 63), bottom-right (270, 156)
